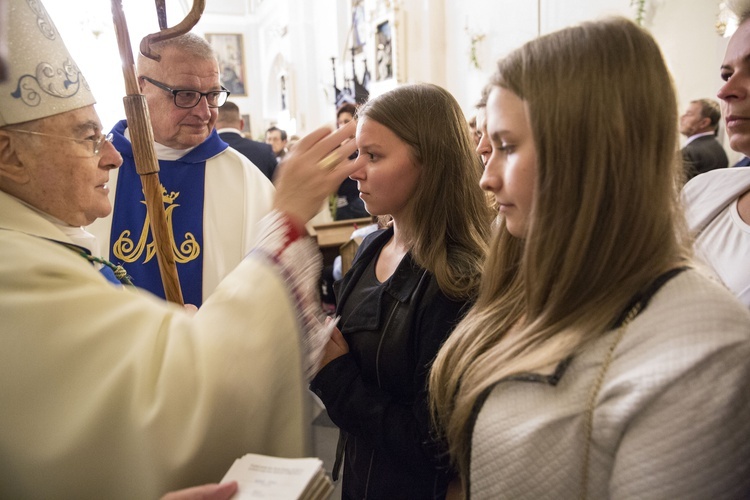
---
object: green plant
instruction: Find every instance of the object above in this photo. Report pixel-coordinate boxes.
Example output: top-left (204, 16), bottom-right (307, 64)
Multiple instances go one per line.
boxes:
top-left (631, 0), bottom-right (646, 25)
top-left (465, 27), bottom-right (486, 70)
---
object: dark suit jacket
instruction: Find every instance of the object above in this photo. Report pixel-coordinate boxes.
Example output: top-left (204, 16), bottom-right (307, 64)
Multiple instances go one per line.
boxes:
top-left (682, 135), bottom-right (728, 181)
top-left (218, 131), bottom-right (277, 181)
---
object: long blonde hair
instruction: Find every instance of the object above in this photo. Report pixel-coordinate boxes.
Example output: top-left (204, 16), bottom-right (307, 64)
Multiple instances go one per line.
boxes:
top-left (430, 17), bottom-right (690, 480)
top-left (357, 83), bottom-right (493, 299)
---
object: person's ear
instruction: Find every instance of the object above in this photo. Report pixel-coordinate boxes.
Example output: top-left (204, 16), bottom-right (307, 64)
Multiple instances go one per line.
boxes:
top-left (239, 118), bottom-right (245, 131)
top-left (699, 116), bottom-right (712, 130)
top-left (0, 131), bottom-right (30, 184)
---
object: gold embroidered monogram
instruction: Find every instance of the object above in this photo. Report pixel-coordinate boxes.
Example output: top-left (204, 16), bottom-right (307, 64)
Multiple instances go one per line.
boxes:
top-left (112, 186), bottom-right (201, 264)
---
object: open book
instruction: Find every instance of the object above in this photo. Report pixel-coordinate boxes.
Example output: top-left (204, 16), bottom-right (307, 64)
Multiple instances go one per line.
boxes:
top-left (221, 453), bottom-right (334, 499)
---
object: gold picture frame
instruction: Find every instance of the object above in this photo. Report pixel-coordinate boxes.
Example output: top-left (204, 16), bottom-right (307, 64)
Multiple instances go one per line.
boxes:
top-left (205, 33), bottom-right (247, 97)
top-left (366, 5), bottom-right (405, 96)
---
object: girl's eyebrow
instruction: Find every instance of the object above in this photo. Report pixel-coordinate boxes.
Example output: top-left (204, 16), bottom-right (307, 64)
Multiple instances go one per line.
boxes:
top-left (490, 130), bottom-right (511, 143)
top-left (357, 140), bottom-right (379, 150)
top-left (721, 53), bottom-right (750, 72)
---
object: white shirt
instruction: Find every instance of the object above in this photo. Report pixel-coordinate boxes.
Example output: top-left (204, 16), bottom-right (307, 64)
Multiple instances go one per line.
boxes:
top-left (682, 166), bottom-right (750, 308)
top-left (693, 199), bottom-right (750, 306)
top-left (684, 130), bottom-right (715, 145)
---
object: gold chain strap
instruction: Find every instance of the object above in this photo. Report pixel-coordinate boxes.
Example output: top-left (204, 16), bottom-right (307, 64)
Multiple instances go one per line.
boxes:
top-left (579, 305), bottom-right (640, 500)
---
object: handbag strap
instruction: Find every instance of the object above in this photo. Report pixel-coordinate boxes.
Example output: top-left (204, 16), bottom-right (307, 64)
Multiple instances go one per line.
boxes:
top-left (579, 305), bottom-right (637, 500)
top-left (579, 266), bottom-right (686, 499)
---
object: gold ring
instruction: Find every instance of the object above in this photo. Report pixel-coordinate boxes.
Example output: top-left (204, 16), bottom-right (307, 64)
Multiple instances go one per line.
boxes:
top-left (317, 152), bottom-right (340, 171)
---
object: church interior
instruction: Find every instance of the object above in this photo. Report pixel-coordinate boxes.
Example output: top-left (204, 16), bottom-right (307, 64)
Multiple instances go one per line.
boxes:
top-left (3, 0), bottom-right (747, 498)
top-left (46, 0), bottom-right (738, 163)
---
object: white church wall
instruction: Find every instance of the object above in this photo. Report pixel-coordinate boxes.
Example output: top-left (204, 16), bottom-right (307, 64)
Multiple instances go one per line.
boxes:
top-left (278, 0), bottom-right (734, 159)
top-left (444, 0), bottom-right (539, 117)
top-left (441, 0), bottom-right (728, 132)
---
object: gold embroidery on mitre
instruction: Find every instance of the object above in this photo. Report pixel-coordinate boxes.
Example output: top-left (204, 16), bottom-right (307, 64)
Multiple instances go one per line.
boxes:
top-left (113, 185), bottom-right (201, 264)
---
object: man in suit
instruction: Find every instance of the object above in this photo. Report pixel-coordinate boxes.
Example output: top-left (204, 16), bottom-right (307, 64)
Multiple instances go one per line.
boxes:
top-left (216, 101), bottom-right (277, 181)
top-left (265, 126), bottom-right (288, 162)
top-left (680, 98), bottom-right (728, 181)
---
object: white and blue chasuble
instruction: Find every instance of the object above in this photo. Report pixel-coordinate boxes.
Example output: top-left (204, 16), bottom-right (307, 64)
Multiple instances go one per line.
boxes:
top-left (96, 120), bottom-right (275, 306)
top-left (109, 120), bottom-right (219, 304)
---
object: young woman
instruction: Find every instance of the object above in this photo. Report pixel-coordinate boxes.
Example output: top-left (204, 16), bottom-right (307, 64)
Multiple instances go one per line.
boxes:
top-left (430, 17), bottom-right (750, 499)
top-left (310, 83), bottom-right (493, 499)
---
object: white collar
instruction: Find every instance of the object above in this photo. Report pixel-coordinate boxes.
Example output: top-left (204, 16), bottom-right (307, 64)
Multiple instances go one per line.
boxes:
top-left (685, 131), bottom-right (716, 145)
top-left (216, 127), bottom-right (243, 135)
top-left (26, 205), bottom-right (100, 256)
top-left (123, 127), bottom-right (198, 160)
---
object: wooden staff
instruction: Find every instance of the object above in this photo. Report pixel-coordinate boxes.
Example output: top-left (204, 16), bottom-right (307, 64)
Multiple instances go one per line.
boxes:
top-left (0, 0), bottom-right (8, 83)
top-left (139, 0), bottom-right (206, 62)
top-left (109, 0), bottom-right (204, 304)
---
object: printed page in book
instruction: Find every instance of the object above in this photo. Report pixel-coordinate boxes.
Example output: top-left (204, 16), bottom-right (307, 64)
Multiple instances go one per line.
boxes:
top-left (304, 469), bottom-right (334, 500)
top-left (221, 453), bottom-right (332, 499)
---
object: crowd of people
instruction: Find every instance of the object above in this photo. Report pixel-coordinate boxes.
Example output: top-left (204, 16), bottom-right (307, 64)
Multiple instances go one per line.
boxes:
top-left (1, 0), bottom-right (749, 498)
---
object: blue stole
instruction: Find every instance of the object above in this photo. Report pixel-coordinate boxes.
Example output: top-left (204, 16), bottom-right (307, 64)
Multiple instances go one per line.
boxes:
top-left (99, 265), bottom-right (123, 286)
top-left (108, 120), bottom-right (228, 306)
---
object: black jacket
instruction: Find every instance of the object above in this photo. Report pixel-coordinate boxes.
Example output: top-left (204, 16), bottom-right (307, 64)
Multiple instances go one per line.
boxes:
top-left (218, 131), bottom-right (277, 181)
top-left (682, 135), bottom-right (728, 181)
top-left (310, 228), bottom-right (468, 499)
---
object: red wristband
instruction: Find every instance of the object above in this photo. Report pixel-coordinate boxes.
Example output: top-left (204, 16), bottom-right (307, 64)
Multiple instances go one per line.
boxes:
top-left (281, 212), bottom-right (307, 242)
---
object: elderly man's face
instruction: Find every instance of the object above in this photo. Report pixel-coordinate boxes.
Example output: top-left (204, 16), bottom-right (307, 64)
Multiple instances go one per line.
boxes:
top-left (1, 105), bottom-right (122, 226)
top-left (140, 47), bottom-right (221, 149)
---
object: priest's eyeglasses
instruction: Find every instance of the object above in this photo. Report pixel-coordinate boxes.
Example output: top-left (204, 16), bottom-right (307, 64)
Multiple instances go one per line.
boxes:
top-left (7, 129), bottom-right (114, 157)
top-left (141, 76), bottom-right (231, 109)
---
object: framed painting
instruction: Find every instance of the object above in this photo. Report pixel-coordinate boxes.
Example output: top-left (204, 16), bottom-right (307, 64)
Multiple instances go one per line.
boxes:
top-left (205, 33), bottom-right (247, 96)
top-left (352, 0), bottom-right (366, 54)
top-left (366, 6), bottom-right (405, 96)
top-left (374, 20), bottom-right (393, 81)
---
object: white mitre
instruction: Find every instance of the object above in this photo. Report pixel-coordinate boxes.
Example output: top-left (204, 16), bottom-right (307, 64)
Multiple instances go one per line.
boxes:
top-left (0, 0), bottom-right (95, 126)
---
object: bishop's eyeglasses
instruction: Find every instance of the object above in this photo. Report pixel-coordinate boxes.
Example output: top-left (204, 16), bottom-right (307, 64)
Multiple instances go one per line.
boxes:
top-left (6, 129), bottom-right (114, 157)
top-left (140, 76), bottom-right (230, 109)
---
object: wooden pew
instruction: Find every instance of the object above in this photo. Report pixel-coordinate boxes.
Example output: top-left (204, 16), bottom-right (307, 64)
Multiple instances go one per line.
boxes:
top-left (310, 217), bottom-right (375, 267)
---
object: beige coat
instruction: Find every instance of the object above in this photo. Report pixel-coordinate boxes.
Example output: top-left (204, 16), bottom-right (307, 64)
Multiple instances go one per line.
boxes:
top-left (471, 270), bottom-right (750, 499)
top-left (0, 190), bottom-right (310, 499)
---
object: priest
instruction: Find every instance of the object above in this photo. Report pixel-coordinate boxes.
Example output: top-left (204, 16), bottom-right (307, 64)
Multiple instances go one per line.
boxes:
top-left (88, 32), bottom-right (275, 306)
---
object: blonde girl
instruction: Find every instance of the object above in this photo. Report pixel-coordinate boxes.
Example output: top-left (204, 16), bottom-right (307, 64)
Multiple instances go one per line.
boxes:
top-left (431, 17), bottom-right (750, 499)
